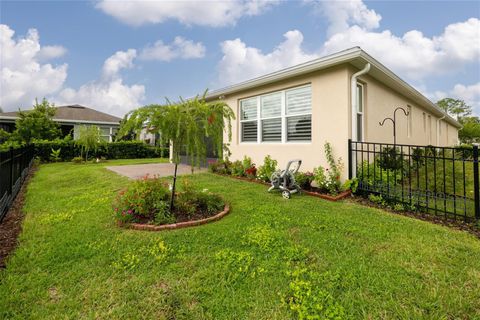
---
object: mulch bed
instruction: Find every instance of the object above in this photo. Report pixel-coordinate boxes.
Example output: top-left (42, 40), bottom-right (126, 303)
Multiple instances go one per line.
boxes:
top-left (215, 173), bottom-right (350, 201)
top-left (349, 196), bottom-right (480, 239)
top-left (0, 166), bottom-right (37, 268)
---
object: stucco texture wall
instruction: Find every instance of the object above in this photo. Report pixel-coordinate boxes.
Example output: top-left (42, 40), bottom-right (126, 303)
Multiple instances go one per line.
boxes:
top-left (356, 72), bottom-right (459, 147)
top-left (222, 66), bottom-right (351, 174)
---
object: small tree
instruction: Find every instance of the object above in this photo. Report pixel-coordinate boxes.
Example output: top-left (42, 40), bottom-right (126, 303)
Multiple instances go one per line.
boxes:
top-left (118, 92), bottom-right (235, 212)
top-left (13, 98), bottom-right (61, 144)
top-left (76, 125), bottom-right (101, 161)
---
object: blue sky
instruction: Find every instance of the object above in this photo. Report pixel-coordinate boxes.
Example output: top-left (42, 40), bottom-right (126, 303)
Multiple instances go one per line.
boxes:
top-left (1, 0), bottom-right (479, 116)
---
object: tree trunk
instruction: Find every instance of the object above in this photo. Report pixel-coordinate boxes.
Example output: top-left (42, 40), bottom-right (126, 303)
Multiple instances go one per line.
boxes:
top-left (169, 162), bottom-right (178, 213)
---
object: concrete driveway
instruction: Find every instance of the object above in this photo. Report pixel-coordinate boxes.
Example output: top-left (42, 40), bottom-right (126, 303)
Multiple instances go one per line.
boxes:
top-left (106, 163), bottom-right (207, 179)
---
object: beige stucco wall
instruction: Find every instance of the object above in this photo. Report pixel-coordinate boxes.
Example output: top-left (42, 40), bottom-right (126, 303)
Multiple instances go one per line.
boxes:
top-left (222, 66), bottom-right (351, 175)
top-left (356, 71), bottom-right (459, 147)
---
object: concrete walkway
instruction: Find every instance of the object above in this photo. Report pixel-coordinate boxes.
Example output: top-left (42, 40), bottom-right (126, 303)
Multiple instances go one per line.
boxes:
top-left (106, 163), bottom-right (207, 179)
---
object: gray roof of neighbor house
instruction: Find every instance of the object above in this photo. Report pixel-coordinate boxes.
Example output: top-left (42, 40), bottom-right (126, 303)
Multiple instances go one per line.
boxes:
top-left (206, 47), bottom-right (461, 128)
top-left (0, 105), bottom-right (122, 125)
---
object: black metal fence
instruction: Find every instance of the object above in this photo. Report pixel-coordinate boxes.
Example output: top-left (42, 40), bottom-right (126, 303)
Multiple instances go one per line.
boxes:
top-left (348, 139), bottom-right (479, 222)
top-left (0, 145), bottom-right (35, 222)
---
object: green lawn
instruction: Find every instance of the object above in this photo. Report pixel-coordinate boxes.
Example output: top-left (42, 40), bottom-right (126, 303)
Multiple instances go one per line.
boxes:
top-left (1, 159), bottom-right (480, 319)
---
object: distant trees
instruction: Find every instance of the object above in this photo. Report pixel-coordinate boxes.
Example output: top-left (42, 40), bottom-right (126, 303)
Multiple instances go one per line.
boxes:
top-left (437, 98), bottom-right (471, 120)
top-left (436, 98), bottom-right (479, 144)
top-left (0, 98), bottom-right (61, 146)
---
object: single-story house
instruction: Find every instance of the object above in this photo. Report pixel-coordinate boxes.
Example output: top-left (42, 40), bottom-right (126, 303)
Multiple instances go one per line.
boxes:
top-left (0, 104), bottom-right (122, 142)
top-left (205, 47), bottom-right (461, 177)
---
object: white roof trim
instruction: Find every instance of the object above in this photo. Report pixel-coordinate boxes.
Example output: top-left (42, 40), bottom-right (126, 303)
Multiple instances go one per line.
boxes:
top-left (207, 46), bottom-right (461, 128)
top-left (0, 116), bottom-right (120, 126)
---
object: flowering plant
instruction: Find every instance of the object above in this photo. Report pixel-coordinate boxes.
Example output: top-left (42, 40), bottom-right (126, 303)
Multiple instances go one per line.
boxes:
top-left (113, 175), bottom-right (170, 223)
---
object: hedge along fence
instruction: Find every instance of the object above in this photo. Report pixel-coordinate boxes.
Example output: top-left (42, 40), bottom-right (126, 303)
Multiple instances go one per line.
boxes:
top-left (33, 140), bottom-right (169, 162)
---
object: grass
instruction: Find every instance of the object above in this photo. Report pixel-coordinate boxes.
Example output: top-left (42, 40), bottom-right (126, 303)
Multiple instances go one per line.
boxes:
top-left (1, 159), bottom-right (480, 319)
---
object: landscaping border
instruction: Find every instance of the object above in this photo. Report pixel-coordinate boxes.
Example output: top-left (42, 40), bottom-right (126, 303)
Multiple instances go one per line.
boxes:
top-left (123, 204), bottom-right (230, 231)
top-left (214, 173), bottom-right (351, 202)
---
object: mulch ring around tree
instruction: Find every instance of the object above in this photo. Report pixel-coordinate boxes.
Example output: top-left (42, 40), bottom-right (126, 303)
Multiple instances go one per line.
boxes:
top-left (349, 197), bottom-right (480, 239)
top-left (0, 166), bottom-right (38, 268)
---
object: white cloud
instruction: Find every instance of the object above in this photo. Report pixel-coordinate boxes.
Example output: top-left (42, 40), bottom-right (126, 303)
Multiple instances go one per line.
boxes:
top-left (102, 49), bottom-right (136, 79)
top-left (37, 45), bottom-right (67, 61)
top-left (0, 24), bottom-right (68, 110)
top-left (57, 49), bottom-right (145, 116)
top-left (217, 30), bottom-right (318, 85)
top-left (139, 37), bottom-right (206, 61)
top-left (96, 0), bottom-right (277, 27)
top-left (422, 82), bottom-right (480, 114)
top-left (307, 0), bottom-right (381, 36)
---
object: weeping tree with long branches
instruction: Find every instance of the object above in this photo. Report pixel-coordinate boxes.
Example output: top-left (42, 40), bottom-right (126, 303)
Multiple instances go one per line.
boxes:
top-left (118, 92), bottom-right (235, 212)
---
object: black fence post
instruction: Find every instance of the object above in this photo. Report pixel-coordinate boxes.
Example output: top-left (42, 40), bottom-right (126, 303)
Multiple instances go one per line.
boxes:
top-left (9, 147), bottom-right (14, 195)
top-left (348, 139), bottom-right (352, 180)
top-left (473, 145), bottom-right (480, 220)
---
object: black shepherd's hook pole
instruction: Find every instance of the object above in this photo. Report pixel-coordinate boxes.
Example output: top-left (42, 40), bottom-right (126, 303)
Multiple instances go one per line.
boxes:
top-left (379, 107), bottom-right (409, 146)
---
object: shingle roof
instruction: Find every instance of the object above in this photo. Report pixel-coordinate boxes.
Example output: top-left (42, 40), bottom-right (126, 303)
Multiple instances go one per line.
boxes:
top-left (0, 105), bottom-right (122, 124)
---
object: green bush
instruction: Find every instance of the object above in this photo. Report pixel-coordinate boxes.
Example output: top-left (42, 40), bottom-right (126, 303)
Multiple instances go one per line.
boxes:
top-left (312, 142), bottom-right (344, 195)
top-left (208, 159), bottom-right (232, 175)
top-left (32, 140), bottom-right (168, 162)
top-left (257, 155), bottom-right (278, 182)
top-left (175, 179), bottom-right (225, 217)
top-left (113, 176), bottom-right (171, 223)
top-left (294, 171), bottom-right (314, 189)
top-left (230, 160), bottom-right (244, 177)
top-left (113, 177), bottom-right (224, 225)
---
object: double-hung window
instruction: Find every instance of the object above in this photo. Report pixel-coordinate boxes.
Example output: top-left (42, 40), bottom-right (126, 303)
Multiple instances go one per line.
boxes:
top-left (356, 83), bottom-right (364, 141)
top-left (239, 84), bottom-right (312, 143)
top-left (240, 97), bottom-right (258, 142)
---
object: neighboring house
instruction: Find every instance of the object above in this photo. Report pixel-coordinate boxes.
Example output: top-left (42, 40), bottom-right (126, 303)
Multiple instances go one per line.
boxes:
top-left (139, 126), bottom-right (160, 146)
top-left (0, 104), bottom-right (121, 142)
top-left (205, 47), bottom-right (461, 177)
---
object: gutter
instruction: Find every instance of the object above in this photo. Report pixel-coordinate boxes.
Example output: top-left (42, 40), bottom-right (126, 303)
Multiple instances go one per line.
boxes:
top-left (351, 63), bottom-right (371, 141)
top-left (350, 63), bottom-right (370, 179)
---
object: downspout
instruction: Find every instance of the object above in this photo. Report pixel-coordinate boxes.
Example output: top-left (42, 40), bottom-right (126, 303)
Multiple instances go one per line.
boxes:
top-left (350, 63), bottom-right (371, 178)
top-left (436, 112), bottom-right (446, 146)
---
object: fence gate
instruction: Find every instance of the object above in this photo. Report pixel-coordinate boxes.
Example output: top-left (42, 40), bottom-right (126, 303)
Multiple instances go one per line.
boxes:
top-left (348, 139), bottom-right (480, 222)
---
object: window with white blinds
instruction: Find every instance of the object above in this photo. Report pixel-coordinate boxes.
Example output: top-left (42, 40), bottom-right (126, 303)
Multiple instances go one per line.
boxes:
top-left (240, 98), bottom-right (258, 142)
top-left (261, 93), bottom-right (282, 141)
top-left (239, 84), bottom-right (312, 143)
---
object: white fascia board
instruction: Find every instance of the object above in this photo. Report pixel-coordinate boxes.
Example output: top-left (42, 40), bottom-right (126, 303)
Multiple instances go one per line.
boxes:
top-left (358, 51), bottom-right (461, 128)
top-left (0, 116), bottom-right (120, 126)
top-left (53, 119), bottom-right (120, 126)
top-left (207, 46), bottom-right (460, 129)
top-left (206, 47), bottom-right (363, 99)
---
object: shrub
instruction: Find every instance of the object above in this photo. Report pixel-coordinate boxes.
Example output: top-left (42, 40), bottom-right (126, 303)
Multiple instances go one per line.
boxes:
top-left (113, 177), bottom-right (224, 225)
top-left (175, 180), bottom-right (225, 217)
top-left (50, 148), bottom-right (61, 162)
top-left (208, 159), bottom-right (232, 175)
top-left (33, 140), bottom-right (168, 162)
top-left (231, 160), bottom-right (245, 177)
top-left (378, 146), bottom-right (404, 170)
top-left (294, 171), bottom-right (314, 189)
top-left (245, 165), bottom-right (257, 178)
top-left (113, 176), bottom-right (171, 223)
top-left (257, 155), bottom-right (278, 182)
top-left (312, 142), bottom-right (344, 195)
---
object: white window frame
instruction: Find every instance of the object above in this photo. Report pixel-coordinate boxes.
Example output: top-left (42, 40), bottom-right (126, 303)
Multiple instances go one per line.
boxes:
top-left (238, 84), bottom-right (312, 144)
top-left (356, 82), bottom-right (365, 142)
